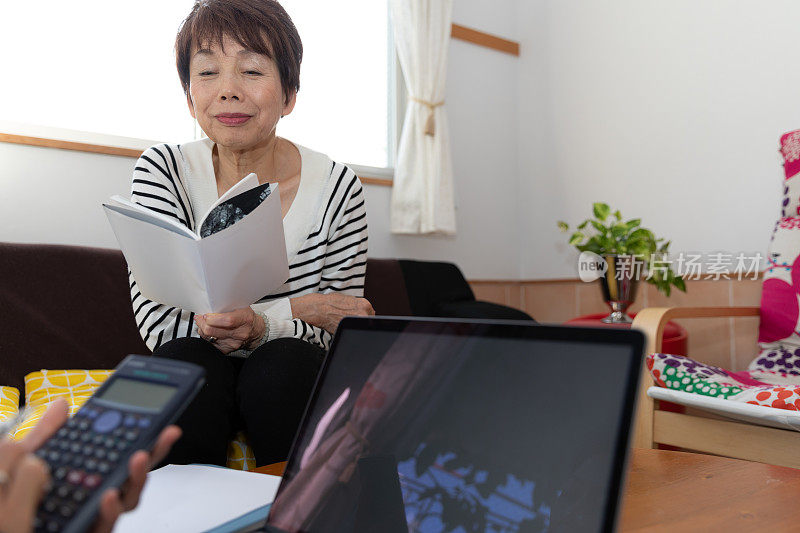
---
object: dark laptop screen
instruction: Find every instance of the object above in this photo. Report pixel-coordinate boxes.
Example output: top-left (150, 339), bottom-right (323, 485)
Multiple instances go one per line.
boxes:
top-left (267, 319), bottom-right (642, 533)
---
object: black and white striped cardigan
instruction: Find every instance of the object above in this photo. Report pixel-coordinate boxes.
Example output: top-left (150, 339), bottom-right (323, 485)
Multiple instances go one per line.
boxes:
top-left (128, 138), bottom-right (367, 354)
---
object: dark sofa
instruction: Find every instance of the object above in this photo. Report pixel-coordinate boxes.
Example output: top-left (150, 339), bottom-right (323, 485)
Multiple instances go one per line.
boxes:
top-left (0, 242), bottom-right (532, 394)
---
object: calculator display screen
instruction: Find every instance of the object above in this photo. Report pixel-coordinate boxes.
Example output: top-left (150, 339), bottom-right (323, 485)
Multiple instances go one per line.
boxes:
top-left (98, 378), bottom-right (177, 410)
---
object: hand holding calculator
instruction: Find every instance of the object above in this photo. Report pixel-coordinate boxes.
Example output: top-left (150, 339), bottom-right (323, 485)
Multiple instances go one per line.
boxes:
top-left (31, 355), bottom-right (204, 533)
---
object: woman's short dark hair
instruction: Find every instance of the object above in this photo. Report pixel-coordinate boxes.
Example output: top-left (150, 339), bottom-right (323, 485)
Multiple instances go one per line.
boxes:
top-left (175, 0), bottom-right (302, 104)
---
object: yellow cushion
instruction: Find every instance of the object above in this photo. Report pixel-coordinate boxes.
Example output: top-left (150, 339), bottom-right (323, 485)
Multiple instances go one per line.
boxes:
top-left (12, 370), bottom-right (257, 469)
top-left (24, 369), bottom-right (113, 406)
top-left (14, 370), bottom-right (113, 440)
top-left (227, 431), bottom-right (256, 471)
top-left (0, 386), bottom-right (20, 424)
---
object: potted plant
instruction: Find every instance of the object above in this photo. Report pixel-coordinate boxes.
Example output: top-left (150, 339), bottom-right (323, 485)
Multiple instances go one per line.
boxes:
top-left (557, 202), bottom-right (685, 323)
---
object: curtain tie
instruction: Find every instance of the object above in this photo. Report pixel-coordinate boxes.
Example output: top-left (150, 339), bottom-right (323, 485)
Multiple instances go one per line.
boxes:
top-left (410, 97), bottom-right (445, 136)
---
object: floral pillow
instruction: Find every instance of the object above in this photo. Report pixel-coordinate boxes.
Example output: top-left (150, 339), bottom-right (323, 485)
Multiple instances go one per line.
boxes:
top-left (780, 130), bottom-right (800, 217)
top-left (756, 216), bottom-right (800, 353)
top-left (749, 130), bottom-right (800, 374)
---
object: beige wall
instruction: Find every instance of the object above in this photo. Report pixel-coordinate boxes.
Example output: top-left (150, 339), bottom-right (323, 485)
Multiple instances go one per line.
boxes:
top-left (469, 277), bottom-right (763, 372)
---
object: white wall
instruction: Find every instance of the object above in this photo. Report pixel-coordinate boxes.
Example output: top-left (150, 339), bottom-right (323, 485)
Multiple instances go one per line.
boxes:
top-left (0, 0), bottom-right (523, 279)
top-left (0, 143), bottom-right (133, 249)
top-left (518, 0), bottom-right (800, 279)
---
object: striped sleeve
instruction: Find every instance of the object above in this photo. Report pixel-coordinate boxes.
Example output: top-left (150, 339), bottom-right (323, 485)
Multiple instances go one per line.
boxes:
top-left (289, 167), bottom-right (368, 350)
top-left (128, 145), bottom-right (198, 352)
top-left (318, 168), bottom-right (367, 296)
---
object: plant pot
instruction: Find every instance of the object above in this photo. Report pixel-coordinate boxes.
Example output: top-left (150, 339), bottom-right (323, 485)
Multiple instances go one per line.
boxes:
top-left (598, 255), bottom-right (642, 323)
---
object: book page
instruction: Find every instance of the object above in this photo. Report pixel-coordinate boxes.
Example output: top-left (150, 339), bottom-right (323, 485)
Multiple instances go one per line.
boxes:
top-left (199, 183), bottom-right (272, 238)
top-left (104, 206), bottom-right (213, 312)
top-left (105, 196), bottom-right (198, 240)
top-left (197, 172), bottom-right (260, 229)
top-left (199, 184), bottom-right (289, 313)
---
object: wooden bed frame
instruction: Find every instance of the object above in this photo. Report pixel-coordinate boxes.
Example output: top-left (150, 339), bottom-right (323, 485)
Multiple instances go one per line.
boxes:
top-left (631, 306), bottom-right (800, 469)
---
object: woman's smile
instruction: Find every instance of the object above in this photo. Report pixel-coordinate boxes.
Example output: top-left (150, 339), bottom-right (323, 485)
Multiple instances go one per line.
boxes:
top-left (215, 113), bottom-right (252, 126)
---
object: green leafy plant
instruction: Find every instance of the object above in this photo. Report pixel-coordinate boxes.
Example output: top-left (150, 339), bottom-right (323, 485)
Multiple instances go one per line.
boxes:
top-left (557, 202), bottom-right (686, 296)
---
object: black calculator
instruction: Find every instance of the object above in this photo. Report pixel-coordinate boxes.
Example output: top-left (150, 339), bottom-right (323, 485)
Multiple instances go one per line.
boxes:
top-left (33, 355), bottom-right (205, 533)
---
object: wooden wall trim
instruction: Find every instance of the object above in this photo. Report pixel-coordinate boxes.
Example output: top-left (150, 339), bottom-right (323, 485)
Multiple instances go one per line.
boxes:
top-left (0, 132), bottom-right (143, 159)
top-left (360, 177), bottom-right (393, 187)
top-left (1, 25), bottom-right (520, 185)
top-left (470, 273), bottom-right (765, 284)
top-left (470, 278), bottom-right (579, 285)
top-left (0, 132), bottom-right (393, 187)
top-left (451, 23), bottom-right (520, 56)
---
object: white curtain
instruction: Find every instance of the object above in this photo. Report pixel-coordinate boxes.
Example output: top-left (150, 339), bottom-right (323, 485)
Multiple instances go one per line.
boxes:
top-left (389, 0), bottom-right (456, 235)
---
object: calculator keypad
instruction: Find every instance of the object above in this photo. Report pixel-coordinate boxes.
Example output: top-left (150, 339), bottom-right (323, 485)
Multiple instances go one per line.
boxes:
top-left (34, 405), bottom-right (152, 533)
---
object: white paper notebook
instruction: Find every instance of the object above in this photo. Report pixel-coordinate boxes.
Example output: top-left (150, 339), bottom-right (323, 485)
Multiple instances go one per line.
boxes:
top-left (113, 464), bottom-right (281, 533)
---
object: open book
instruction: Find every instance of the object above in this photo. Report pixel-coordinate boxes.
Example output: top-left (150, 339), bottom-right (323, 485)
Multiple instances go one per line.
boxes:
top-left (103, 173), bottom-right (289, 314)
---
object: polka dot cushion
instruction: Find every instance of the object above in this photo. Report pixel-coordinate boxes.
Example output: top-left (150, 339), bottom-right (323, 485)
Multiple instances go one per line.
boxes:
top-left (749, 346), bottom-right (800, 377)
top-left (648, 354), bottom-right (744, 399)
top-left (734, 386), bottom-right (800, 411)
top-left (0, 387), bottom-right (20, 424)
top-left (743, 367), bottom-right (800, 387)
top-left (648, 353), bottom-right (800, 414)
top-left (13, 370), bottom-right (112, 441)
top-left (227, 431), bottom-right (256, 471)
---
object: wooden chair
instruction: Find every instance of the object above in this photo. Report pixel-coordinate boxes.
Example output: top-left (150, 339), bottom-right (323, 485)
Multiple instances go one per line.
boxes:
top-left (629, 130), bottom-right (800, 468)
top-left (630, 306), bottom-right (800, 469)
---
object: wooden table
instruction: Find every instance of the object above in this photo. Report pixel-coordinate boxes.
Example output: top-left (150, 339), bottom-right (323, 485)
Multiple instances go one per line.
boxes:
top-left (256, 449), bottom-right (800, 531)
top-left (255, 462), bottom-right (287, 477)
top-left (619, 448), bottom-right (800, 531)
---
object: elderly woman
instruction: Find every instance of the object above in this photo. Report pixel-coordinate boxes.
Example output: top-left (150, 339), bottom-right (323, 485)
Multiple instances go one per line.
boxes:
top-left (128, 0), bottom-right (373, 467)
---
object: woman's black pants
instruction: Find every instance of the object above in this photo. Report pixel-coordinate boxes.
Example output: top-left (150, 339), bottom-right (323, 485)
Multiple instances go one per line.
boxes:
top-left (152, 336), bottom-right (325, 466)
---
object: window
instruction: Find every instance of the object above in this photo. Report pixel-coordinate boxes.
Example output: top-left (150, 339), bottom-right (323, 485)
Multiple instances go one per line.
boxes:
top-left (1, 0), bottom-right (195, 144)
top-left (0, 0), bottom-right (396, 171)
top-left (279, 1), bottom-right (396, 171)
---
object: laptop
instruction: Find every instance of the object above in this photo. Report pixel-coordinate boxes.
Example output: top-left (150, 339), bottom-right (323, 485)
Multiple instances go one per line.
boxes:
top-left (257, 317), bottom-right (644, 533)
